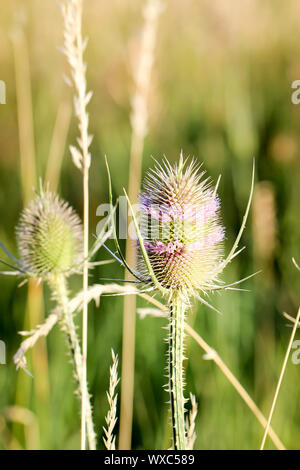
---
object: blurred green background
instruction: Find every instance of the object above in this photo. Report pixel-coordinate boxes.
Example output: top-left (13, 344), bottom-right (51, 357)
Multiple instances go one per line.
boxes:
top-left (0, 0), bottom-right (300, 450)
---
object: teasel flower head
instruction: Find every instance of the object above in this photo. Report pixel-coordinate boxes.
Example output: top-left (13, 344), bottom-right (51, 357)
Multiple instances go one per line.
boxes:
top-left (138, 154), bottom-right (225, 300)
top-left (16, 188), bottom-right (83, 280)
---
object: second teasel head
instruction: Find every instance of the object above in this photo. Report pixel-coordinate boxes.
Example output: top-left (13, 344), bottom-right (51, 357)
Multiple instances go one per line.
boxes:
top-left (16, 188), bottom-right (83, 280)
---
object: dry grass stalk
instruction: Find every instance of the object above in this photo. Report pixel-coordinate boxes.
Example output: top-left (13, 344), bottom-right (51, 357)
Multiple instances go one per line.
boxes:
top-left (60, 0), bottom-right (93, 449)
top-left (260, 306), bottom-right (300, 450)
top-left (103, 350), bottom-right (119, 450)
top-left (13, 284), bottom-right (137, 376)
top-left (14, 313), bottom-right (59, 374)
top-left (283, 311), bottom-right (300, 326)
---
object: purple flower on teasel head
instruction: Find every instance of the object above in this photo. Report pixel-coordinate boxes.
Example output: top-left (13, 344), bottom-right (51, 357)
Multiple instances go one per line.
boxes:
top-left (138, 155), bottom-right (225, 297)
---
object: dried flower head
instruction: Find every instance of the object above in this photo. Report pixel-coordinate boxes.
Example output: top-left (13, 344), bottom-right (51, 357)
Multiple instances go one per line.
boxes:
top-left (17, 189), bottom-right (83, 279)
top-left (138, 155), bottom-right (225, 299)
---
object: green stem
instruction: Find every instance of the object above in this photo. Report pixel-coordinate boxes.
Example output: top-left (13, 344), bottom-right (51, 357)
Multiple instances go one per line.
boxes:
top-left (169, 296), bottom-right (186, 450)
top-left (48, 273), bottom-right (96, 450)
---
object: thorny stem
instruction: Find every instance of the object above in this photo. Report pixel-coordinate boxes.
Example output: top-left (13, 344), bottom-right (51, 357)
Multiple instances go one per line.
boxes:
top-left (48, 274), bottom-right (96, 450)
top-left (169, 296), bottom-right (187, 450)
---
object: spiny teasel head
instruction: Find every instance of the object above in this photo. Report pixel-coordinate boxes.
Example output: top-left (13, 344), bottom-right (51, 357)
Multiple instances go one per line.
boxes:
top-left (138, 154), bottom-right (225, 299)
top-left (16, 189), bottom-right (83, 280)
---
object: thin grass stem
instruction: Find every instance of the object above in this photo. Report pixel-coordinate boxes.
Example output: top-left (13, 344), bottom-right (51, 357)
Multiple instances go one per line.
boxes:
top-left (260, 306), bottom-right (300, 450)
top-left (61, 0), bottom-right (93, 449)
